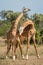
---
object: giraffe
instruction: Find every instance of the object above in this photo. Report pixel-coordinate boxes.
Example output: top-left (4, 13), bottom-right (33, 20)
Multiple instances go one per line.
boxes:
top-left (17, 20), bottom-right (40, 59)
top-left (6, 7), bottom-right (30, 61)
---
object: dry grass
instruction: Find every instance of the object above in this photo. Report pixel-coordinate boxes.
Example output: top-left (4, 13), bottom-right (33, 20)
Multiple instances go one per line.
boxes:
top-left (0, 37), bottom-right (43, 65)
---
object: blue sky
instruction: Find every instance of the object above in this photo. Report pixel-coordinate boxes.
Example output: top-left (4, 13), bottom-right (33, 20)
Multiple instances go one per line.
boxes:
top-left (0, 0), bottom-right (43, 15)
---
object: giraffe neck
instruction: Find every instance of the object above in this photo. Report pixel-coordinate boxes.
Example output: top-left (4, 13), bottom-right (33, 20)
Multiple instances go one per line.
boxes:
top-left (12, 13), bottom-right (23, 36)
top-left (15, 13), bottom-right (23, 27)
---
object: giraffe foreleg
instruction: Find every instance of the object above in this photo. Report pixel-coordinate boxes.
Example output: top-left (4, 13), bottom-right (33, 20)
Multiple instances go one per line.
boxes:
top-left (12, 39), bottom-right (17, 61)
top-left (6, 40), bottom-right (11, 59)
top-left (25, 34), bottom-right (31, 59)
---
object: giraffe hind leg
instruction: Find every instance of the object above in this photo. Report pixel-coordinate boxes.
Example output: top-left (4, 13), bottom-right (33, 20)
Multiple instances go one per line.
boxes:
top-left (32, 34), bottom-right (40, 59)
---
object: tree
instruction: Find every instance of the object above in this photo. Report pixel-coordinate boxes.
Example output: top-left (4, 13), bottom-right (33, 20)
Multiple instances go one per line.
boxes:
top-left (0, 10), bottom-right (15, 21)
top-left (32, 13), bottom-right (43, 44)
top-left (32, 13), bottom-right (43, 30)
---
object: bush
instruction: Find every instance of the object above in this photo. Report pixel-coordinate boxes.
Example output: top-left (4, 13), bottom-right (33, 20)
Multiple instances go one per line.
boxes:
top-left (35, 30), bottom-right (40, 44)
top-left (0, 21), bottom-right (11, 36)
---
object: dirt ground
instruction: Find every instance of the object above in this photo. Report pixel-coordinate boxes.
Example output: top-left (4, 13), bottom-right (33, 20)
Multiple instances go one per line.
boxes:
top-left (0, 37), bottom-right (43, 65)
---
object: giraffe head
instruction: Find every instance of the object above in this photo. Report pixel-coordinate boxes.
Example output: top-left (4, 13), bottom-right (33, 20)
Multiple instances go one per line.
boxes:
top-left (23, 7), bottom-right (31, 13)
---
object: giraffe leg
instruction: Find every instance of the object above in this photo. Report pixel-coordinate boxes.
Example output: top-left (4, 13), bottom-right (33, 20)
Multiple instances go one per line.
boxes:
top-left (17, 37), bottom-right (25, 59)
top-left (26, 34), bottom-right (31, 59)
top-left (12, 39), bottom-right (17, 61)
top-left (32, 34), bottom-right (40, 59)
top-left (6, 40), bottom-right (11, 58)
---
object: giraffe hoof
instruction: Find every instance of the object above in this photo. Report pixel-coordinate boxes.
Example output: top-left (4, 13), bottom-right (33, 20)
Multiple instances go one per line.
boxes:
top-left (13, 56), bottom-right (16, 61)
top-left (22, 55), bottom-right (25, 59)
top-left (37, 54), bottom-right (40, 59)
top-left (25, 55), bottom-right (29, 60)
top-left (6, 56), bottom-right (9, 59)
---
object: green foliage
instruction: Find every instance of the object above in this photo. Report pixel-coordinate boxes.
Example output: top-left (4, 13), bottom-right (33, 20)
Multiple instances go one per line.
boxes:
top-left (0, 10), bottom-right (21, 21)
top-left (0, 20), bottom-right (11, 36)
top-left (32, 13), bottom-right (43, 44)
top-left (32, 13), bottom-right (43, 30)
top-left (40, 29), bottom-right (43, 37)
top-left (36, 30), bottom-right (40, 40)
